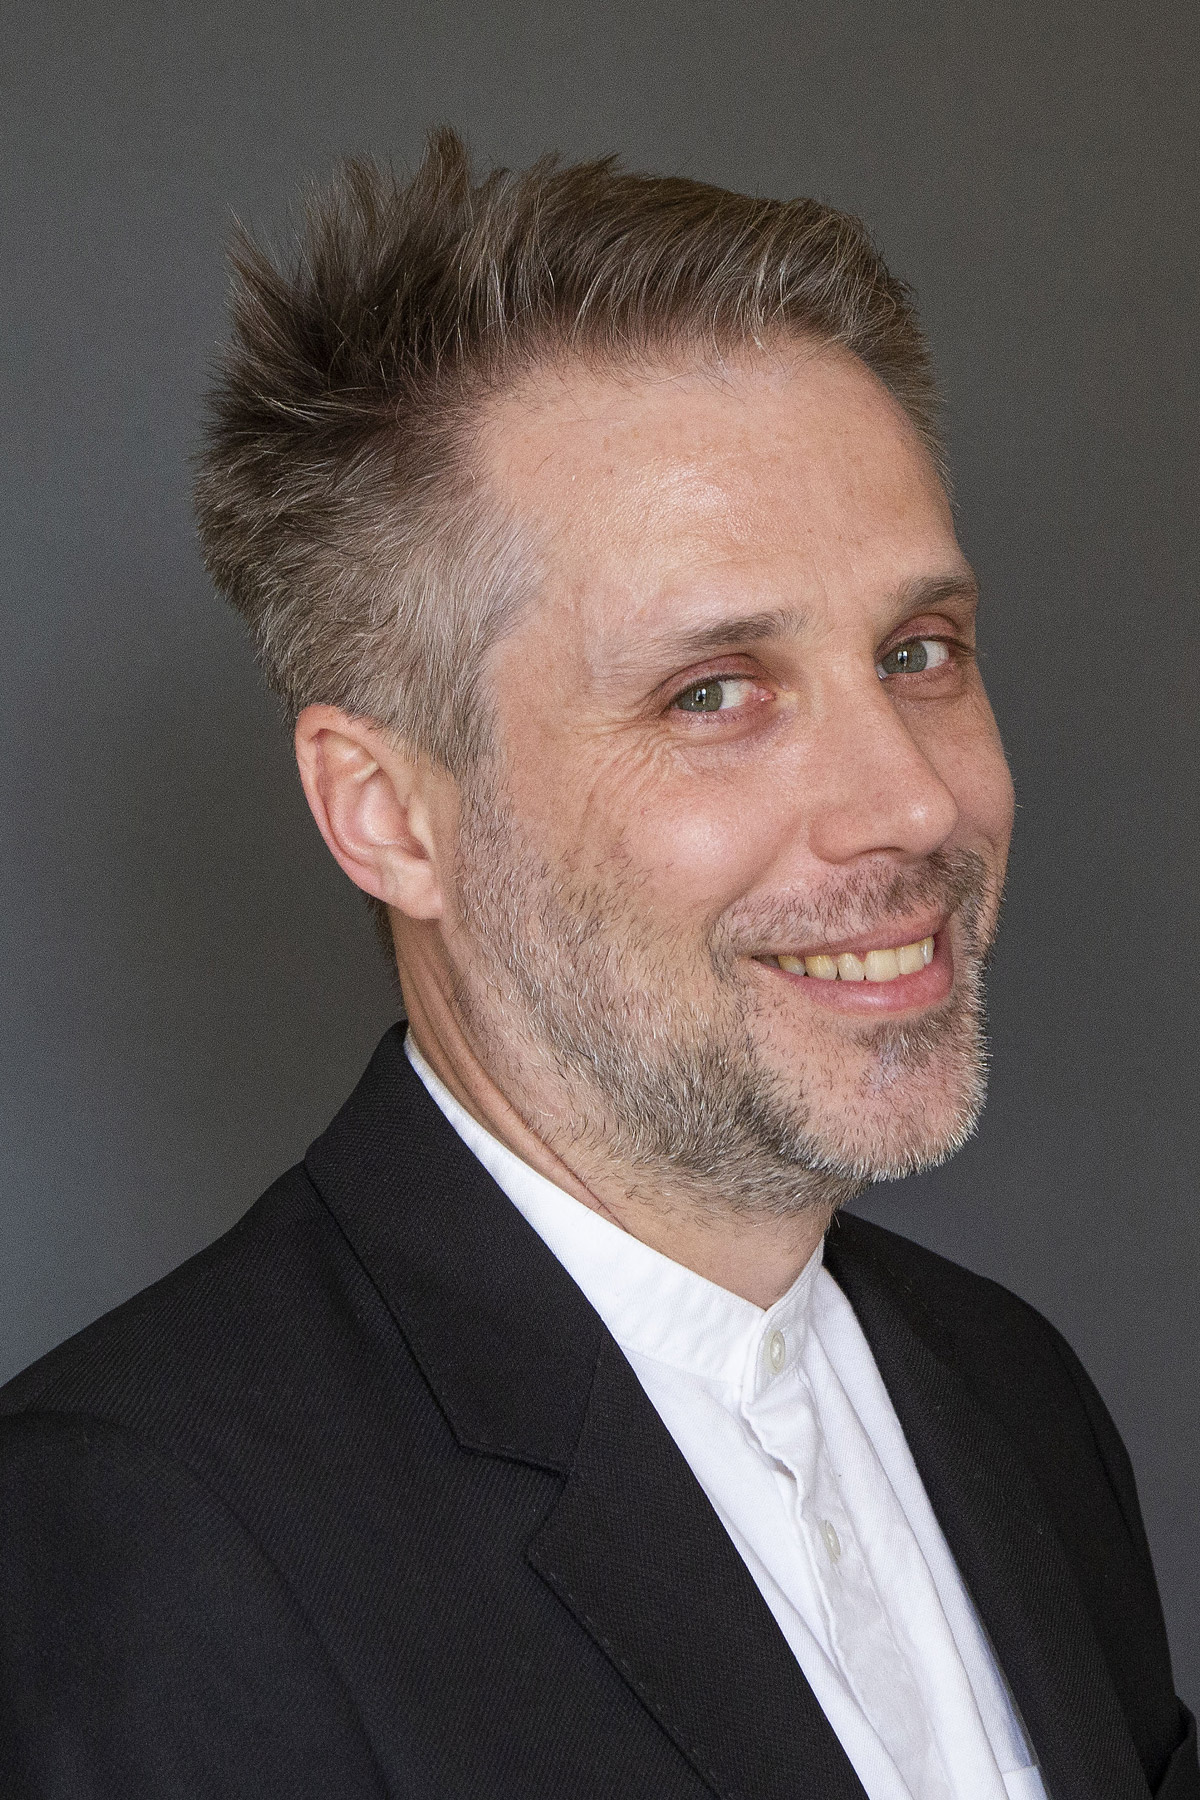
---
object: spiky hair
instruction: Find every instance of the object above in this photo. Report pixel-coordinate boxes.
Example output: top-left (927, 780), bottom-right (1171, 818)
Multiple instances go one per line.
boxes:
top-left (195, 127), bottom-right (940, 772)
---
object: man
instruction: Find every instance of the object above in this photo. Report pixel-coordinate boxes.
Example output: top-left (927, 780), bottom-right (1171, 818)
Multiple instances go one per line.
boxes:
top-left (0, 130), bottom-right (1193, 1800)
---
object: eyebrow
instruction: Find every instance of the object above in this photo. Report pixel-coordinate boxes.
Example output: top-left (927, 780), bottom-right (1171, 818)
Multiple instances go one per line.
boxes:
top-left (602, 571), bottom-right (980, 688)
top-left (664, 605), bottom-right (811, 660)
top-left (593, 606), bottom-right (807, 693)
top-left (893, 572), bottom-right (981, 613)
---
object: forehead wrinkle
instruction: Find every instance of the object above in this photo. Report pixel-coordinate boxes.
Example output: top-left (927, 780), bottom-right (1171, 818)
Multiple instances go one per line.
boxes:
top-left (593, 604), bottom-right (811, 689)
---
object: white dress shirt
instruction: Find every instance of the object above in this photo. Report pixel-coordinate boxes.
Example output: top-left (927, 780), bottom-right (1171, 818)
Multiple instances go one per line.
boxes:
top-left (406, 1040), bottom-right (1048, 1800)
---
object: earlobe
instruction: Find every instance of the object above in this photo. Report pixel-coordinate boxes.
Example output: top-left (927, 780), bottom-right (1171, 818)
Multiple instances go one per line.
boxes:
top-left (293, 705), bottom-right (446, 921)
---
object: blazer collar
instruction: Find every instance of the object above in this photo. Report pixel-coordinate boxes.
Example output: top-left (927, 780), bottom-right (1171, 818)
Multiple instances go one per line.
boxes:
top-left (304, 1024), bottom-right (602, 1473)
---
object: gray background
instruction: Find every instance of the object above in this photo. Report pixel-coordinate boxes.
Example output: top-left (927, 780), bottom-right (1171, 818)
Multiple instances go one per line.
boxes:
top-left (3, 0), bottom-right (1197, 1700)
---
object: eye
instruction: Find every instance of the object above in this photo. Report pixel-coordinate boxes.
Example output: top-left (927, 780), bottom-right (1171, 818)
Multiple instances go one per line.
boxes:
top-left (876, 638), bottom-right (951, 679)
top-left (671, 676), bottom-right (758, 714)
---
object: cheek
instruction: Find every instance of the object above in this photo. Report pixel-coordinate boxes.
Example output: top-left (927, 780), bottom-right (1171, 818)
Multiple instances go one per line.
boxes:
top-left (931, 709), bottom-right (1015, 849)
top-left (615, 777), bottom-right (787, 918)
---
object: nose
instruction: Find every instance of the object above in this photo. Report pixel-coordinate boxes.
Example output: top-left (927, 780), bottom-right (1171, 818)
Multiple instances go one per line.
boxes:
top-left (802, 675), bottom-right (960, 867)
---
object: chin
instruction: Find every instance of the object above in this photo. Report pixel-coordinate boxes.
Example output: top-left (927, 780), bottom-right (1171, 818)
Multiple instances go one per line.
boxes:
top-left (820, 1093), bottom-right (984, 1184)
top-left (765, 1005), bottom-right (989, 1185)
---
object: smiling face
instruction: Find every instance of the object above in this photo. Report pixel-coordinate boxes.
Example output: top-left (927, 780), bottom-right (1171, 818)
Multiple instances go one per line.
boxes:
top-left (438, 342), bottom-right (1014, 1213)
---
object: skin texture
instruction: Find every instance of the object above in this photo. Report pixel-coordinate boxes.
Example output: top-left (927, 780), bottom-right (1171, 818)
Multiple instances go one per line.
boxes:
top-left (295, 343), bottom-right (1015, 1306)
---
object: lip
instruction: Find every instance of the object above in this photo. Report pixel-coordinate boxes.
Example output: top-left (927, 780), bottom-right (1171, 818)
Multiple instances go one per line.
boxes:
top-left (761, 911), bottom-right (947, 965)
top-left (757, 921), bottom-right (954, 1015)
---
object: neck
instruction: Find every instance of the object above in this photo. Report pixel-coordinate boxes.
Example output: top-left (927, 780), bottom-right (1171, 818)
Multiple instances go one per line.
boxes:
top-left (397, 930), bottom-right (835, 1308)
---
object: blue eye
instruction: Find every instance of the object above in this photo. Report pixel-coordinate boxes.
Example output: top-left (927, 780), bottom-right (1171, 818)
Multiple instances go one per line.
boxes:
top-left (876, 638), bottom-right (950, 678)
top-left (673, 677), bottom-right (756, 713)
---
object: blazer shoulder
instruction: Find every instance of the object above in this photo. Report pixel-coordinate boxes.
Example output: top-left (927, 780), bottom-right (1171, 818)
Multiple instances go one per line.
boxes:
top-left (828, 1209), bottom-right (1137, 1504)
top-left (829, 1209), bottom-right (1055, 1337)
top-left (0, 1161), bottom-right (379, 1431)
top-left (827, 1208), bottom-right (1125, 1427)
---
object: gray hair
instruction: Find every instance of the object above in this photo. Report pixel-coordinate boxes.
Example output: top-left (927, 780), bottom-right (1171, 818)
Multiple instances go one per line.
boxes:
top-left (195, 128), bottom-right (942, 774)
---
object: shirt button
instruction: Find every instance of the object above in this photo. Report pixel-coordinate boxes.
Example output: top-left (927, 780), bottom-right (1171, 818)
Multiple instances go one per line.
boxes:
top-left (821, 1519), bottom-right (842, 1563)
top-left (766, 1329), bottom-right (786, 1372)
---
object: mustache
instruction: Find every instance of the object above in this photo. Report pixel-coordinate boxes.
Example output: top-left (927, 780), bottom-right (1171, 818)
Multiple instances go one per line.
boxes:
top-left (714, 849), bottom-right (993, 961)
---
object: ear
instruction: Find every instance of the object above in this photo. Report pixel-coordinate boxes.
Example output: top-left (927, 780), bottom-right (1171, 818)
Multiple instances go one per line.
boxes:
top-left (293, 705), bottom-right (449, 921)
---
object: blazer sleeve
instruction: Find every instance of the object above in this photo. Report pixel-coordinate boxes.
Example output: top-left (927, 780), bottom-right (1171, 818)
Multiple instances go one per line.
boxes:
top-left (0, 1411), bottom-right (388, 1800)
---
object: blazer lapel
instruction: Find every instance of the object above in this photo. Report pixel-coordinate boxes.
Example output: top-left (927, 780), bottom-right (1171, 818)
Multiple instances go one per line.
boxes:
top-left (826, 1218), bottom-right (1150, 1800)
top-left (305, 1025), bottom-right (602, 1474)
top-left (306, 1028), bottom-right (868, 1800)
top-left (528, 1332), bottom-right (869, 1800)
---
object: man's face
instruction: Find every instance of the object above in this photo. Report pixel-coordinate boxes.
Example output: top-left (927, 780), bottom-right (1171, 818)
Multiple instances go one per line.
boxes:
top-left (444, 344), bottom-right (1014, 1210)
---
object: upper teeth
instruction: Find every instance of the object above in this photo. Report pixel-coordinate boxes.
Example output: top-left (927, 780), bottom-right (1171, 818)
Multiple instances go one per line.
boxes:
top-left (777, 937), bottom-right (934, 982)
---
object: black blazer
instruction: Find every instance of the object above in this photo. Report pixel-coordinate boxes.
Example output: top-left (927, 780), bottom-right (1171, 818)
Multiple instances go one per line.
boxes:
top-left (0, 1026), bottom-right (1194, 1800)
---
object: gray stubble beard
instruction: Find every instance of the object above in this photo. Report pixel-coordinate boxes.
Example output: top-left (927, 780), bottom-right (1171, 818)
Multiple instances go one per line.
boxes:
top-left (452, 771), bottom-right (996, 1223)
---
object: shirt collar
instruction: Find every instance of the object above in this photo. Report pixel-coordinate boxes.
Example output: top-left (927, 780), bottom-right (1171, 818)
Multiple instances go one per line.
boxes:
top-left (405, 1036), bottom-right (823, 1401)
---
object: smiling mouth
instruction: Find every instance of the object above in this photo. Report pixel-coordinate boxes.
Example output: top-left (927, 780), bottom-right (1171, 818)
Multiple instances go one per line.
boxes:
top-left (762, 935), bottom-right (936, 984)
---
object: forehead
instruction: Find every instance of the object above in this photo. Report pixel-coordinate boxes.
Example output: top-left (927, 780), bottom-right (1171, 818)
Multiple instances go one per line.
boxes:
top-left (476, 346), bottom-right (965, 676)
